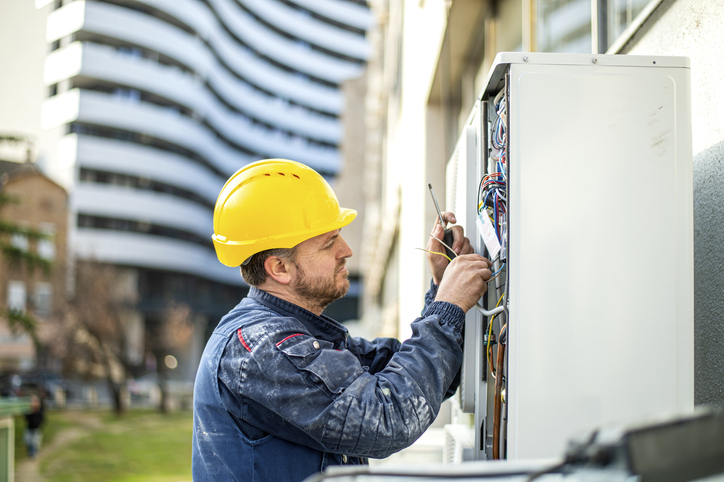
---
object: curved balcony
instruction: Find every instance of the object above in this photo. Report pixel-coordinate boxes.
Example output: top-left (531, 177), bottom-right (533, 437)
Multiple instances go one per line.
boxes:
top-left (140, 0), bottom-right (365, 80)
top-left (74, 184), bottom-right (212, 240)
top-left (47, 0), bottom-right (353, 110)
top-left (236, 0), bottom-right (370, 60)
top-left (207, 0), bottom-right (366, 68)
top-left (287, 0), bottom-right (375, 31)
top-left (74, 134), bottom-right (224, 204)
top-left (45, 41), bottom-right (341, 143)
top-left (74, 229), bottom-right (242, 286)
top-left (42, 89), bottom-right (341, 176)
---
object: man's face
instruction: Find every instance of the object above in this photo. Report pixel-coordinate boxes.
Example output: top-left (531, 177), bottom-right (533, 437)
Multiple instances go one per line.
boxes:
top-left (289, 229), bottom-right (353, 313)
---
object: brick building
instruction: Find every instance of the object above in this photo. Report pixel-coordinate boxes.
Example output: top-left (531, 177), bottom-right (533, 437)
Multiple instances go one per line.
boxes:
top-left (0, 160), bottom-right (68, 371)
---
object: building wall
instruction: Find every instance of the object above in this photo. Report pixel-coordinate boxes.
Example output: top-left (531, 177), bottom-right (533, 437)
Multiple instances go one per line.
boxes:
top-left (0, 171), bottom-right (68, 370)
top-left (362, 0), bottom-right (721, 464)
top-left (617, 0), bottom-right (724, 408)
top-left (364, 0), bottom-right (722, 405)
top-left (361, 0), bottom-right (449, 340)
top-left (0, 0), bottom-right (49, 142)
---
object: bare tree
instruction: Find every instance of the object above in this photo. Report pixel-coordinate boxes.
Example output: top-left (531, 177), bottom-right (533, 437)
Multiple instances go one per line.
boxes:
top-left (50, 260), bottom-right (138, 415)
top-left (146, 300), bottom-right (195, 412)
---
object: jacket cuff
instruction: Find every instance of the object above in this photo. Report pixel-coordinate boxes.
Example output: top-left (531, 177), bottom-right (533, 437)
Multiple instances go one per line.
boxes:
top-left (422, 301), bottom-right (465, 333)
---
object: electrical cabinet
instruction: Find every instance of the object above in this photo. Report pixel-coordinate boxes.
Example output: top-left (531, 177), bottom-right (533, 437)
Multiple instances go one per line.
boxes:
top-left (447, 52), bottom-right (694, 461)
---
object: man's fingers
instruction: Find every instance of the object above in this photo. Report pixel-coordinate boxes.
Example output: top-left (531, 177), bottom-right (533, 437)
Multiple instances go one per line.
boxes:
top-left (460, 237), bottom-right (473, 255)
top-left (448, 225), bottom-right (465, 253)
top-left (441, 212), bottom-right (457, 225)
top-left (428, 225), bottom-right (447, 252)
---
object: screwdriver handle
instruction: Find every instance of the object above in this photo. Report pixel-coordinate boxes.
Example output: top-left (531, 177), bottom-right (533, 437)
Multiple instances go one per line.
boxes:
top-left (442, 228), bottom-right (455, 260)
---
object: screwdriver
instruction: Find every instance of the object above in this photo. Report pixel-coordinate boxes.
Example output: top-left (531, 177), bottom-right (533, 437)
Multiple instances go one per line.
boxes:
top-left (428, 183), bottom-right (456, 260)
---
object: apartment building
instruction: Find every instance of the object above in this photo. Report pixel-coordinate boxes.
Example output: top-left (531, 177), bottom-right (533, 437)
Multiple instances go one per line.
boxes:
top-left (0, 0), bottom-right (373, 375)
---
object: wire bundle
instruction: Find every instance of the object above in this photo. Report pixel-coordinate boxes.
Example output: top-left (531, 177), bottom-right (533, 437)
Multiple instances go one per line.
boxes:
top-left (479, 93), bottom-right (508, 251)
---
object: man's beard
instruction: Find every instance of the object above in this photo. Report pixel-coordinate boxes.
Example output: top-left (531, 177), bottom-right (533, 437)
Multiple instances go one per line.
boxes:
top-left (292, 261), bottom-right (350, 313)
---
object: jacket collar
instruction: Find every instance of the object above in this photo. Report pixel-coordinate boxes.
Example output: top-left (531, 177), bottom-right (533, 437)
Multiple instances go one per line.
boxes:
top-left (249, 287), bottom-right (349, 343)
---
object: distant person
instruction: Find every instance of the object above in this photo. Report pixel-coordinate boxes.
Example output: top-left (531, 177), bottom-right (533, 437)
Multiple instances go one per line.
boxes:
top-left (24, 394), bottom-right (44, 458)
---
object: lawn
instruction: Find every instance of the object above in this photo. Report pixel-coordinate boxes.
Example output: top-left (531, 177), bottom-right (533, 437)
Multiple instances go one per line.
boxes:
top-left (14, 409), bottom-right (73, 464)
top-left (19, 409), bottom-right (193, 482)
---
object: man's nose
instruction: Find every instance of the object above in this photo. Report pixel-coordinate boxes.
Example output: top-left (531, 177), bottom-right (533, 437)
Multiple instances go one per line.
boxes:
top-left (338, 235), bottom-right (353, 258)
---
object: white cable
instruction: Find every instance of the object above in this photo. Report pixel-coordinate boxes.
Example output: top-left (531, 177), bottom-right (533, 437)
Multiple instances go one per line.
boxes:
top-left (475, 303), bottom-right (506, 317)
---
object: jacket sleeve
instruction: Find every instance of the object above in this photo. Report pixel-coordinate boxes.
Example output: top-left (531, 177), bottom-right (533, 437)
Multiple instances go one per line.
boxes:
top-left (423, 279), bottom-right (439, 313)
top-left (347, 280), bottom-right (440, 374)
top-left (225, 300), bottom-right (465, 459)
top-left (346, 336), bottom-right (401, 375)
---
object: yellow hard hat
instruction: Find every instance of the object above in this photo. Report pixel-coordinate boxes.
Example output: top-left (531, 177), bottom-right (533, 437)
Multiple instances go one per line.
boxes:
top-left (212, 159), bottom-right (357, 267)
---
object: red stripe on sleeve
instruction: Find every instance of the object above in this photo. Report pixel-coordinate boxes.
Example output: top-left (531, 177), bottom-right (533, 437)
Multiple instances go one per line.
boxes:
top-left (276, 333), bottom-right (304, 346)
top-left (237, 328), bottom-right (251, 352)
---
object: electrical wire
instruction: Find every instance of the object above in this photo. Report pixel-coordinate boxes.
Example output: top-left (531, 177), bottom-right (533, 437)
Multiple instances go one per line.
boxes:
top-left (415, 247), bottom-right (451, 263)
top-left (429, 234), bottom-right (457, 258)
top-left (475, 304), bottom-right (505, 317)
top-left (485, 293), bottom-right (505, 379)
top-left (489, 263), bottom-right (506, 282)
top-left (493, 328), bottom-right (506, 460)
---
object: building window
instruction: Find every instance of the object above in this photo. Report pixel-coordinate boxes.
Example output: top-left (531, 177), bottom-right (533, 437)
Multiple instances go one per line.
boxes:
top-left (538, 0), bottom-right (592, 53)
top-left (537, 0), bottom-right (658, 54)
top-left (37, 223), bottom-right (56, 261)
top-left (7, 280), bottom-right (27, 313)
top-left (10, 221), bottom-right (29, 252)
top-left (112, 88), bottom-right (141, 102)
top-left (34, 282), bottom-right (53, 317)
top-left (599, 0), bottom-right (652, 51)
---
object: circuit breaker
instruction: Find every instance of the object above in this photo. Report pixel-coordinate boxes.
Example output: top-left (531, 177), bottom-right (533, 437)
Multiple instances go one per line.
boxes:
top-left (446, 52), bottom-right (694, 461)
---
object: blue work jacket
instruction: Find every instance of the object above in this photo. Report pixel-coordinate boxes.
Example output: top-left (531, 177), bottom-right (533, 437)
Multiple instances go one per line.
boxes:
top-left (192, 284), bottom-right (464, 482)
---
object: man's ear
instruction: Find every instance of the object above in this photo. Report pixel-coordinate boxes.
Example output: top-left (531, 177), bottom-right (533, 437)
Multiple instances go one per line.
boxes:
top-left (264, 256), bottom-right (293, 285)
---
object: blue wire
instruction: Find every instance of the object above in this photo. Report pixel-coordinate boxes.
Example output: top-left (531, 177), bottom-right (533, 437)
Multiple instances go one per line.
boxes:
top-left (491, 263), bottom-right (506, 277)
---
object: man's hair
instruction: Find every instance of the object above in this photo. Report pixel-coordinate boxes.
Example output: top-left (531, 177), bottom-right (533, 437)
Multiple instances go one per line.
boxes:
top-left (240, 246), bottom-right (297, 286)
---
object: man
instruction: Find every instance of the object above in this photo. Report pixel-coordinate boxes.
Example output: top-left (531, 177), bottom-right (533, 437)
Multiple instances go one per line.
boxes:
top-left (192, 159), bottom-right (492, 481)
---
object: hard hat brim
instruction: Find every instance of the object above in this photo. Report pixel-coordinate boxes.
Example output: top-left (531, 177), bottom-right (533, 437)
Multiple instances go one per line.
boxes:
top-left (213, 207), bottom-right (357, 267)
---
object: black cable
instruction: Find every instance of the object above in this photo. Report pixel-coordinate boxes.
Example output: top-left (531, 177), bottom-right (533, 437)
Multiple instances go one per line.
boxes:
top-left (524, 461), bottom-right (567, 482)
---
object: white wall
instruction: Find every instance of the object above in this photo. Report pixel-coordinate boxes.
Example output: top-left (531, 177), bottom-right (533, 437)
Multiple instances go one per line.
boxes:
top-left (620, 0), bottom-right (724, 407)
top-left (394, 0), bottom-right (449, 340)
top-left (0, 0), bottom-right (49, 150)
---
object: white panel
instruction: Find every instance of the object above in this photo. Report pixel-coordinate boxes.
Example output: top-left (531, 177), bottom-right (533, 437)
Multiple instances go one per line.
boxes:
top-left (504, 60), bottom-right (693, 459)
top-left (45, 0), bottom-right (85, 42)
top-left (41, 88), bottom-right (80, 129)
top-left (44, 41), bottom-right (83, 84)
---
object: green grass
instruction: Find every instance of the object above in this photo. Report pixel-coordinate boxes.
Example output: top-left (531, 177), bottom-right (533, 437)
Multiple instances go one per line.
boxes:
top-left (37, 410), bottom-right (192, 482)
top-left (14, 410), bottom-right (73, 463)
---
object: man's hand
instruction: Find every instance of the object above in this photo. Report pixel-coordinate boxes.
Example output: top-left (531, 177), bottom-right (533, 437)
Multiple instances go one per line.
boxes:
top-left (435, 254), bottom-right (492, 313)
top-left (427, 212), bottom-right (473, 285)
